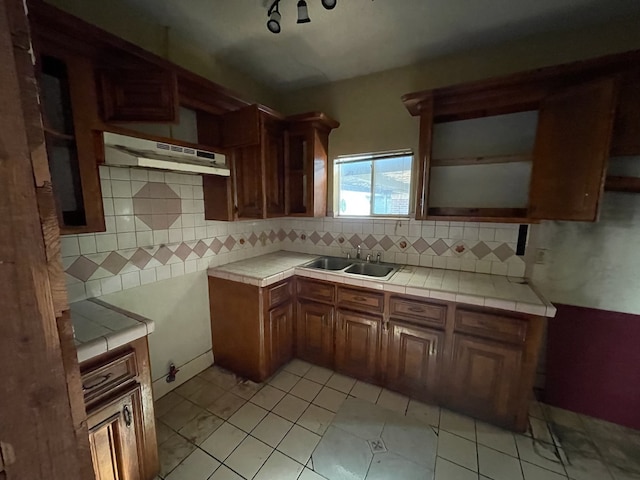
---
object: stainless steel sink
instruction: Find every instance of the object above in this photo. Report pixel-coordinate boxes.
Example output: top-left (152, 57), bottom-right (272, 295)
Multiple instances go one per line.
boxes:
top-left (344, 263), bottom-right (395, 278)
top-left (304, 257), bottom-right (354, 271)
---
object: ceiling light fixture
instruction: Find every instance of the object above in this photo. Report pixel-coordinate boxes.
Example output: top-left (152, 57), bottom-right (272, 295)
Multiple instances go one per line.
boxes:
top-left (266, 0), bottom-right (337, 33)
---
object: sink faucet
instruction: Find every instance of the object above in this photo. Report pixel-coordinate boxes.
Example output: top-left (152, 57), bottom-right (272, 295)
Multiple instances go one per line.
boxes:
top-left (366, 253), bottom-right (372, 263)
top-left (356, 244), bottom-right (361, 259)
top-left (376, 252), bottom-right (382, 263)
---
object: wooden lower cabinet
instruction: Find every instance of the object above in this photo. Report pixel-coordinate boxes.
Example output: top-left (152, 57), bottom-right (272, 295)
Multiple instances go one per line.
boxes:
top-left (295, 300), bottom-right (335, 368)
top-left (81, 337), bottom-right (159, 480)
top-left (335, 310), bottom-right (380, 381)
top-left (385, 319), bottom-right (444, 402)
top-left (446, 334), bottom-right (523, 427)
top-left (88, 385), bottom-right (143, 480)
top-left (209, 276), bottom-right (546, 431)
top-left (266, 302), bottom-right (294, 374)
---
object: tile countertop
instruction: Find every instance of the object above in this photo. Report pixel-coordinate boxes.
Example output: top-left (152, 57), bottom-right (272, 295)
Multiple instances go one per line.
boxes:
top-left (207, 251), bottom-right (556, 318)
top-left (70, 298), bottom-right (155, 363)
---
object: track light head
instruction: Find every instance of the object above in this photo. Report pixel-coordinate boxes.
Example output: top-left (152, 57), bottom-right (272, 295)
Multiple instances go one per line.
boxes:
top-left (321, 0), bottom-right (336, 10)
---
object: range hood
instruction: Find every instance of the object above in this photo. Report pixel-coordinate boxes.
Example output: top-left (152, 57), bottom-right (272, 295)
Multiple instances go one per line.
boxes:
top-left (103, 132), bottom-right (230, 176)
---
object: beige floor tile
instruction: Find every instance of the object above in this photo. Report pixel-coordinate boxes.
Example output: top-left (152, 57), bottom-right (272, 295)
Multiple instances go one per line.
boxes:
top-left (476, 421), bottom-right (518, 457)
top-left (229, 379), bottom-right (262, 400)
top-left (529, 401), bottom-right (546, 420)
top-left (178, 410), bottom-right (225, 445)
top-left (478, 444), bottom-right (523, 480)
top-left (515, 435), bottom-right (567, 475)
top-left (160, 399), bottom-right (205, 431)
top-left (273, 394), bottom-right (310, 422)
top-left (158, 433), bottom-right (197, 477)
top-left (200, 422), bottom-right (247, 462)
top-left (522, 461), bottom-right (568, 480)
top-left (299, 468), bottom-right (326, 480)
top-left (543, 404), bottom-right (586, 431)
top-left (528, 416), bottom-right (555, 445)
top-left (165, 448), bottom-right (220, 480)
top-left (252, 412), bottom-right (294, 447)
top-left (175, 376), bottom-right (211, 398)
top-left (304, 365), bottom-right (334, 384)
top-left (269, 370), bottom-right (301, 392)
top-left (250, 384), bottom-right (286, 410)
top-left (435, 457), bottom-right (477, 480)
top-left (290, 378), bottom-right (323, 402)
top-left (227, 402), bottom-right (268, 433)
top-left (206, 392), bottom-right (246, 420)
top-left (561, 448), bottom-right (614, 480)
top-left (188, 381), bottom-right (227, 409)
top-left (208, 465), bottom-right (244, 480)
top-left (155, 391), bottom-right (183, 417)
top-left (407, 399), bottom-right (441, 427)
top-left (283, 359), bottom-right (313, 376)
top-left (254, 450), bottom-right (305, 480)
top-left (224, 436), bottom-right (273, 479)
top-left (325, 372), bottom-right (357, 394)
top-left (277, 425), bottom-right (321, 464)
top-left (437, 430), bottom-right (478, 472)
top-left (199, 366), bottom-right (238, 390)
top-left (297, 404), bottom-right (335, 435)
top-left (156, 420), bottom-right (174, 445)
top-left (312, 386), bottom-right (347, 413)
top-left (376, 388), bottom-right (409, 414)
top-left (440, 409), bottom-right (477, 442)
top-left (350, 380), bottom-right (382, 403)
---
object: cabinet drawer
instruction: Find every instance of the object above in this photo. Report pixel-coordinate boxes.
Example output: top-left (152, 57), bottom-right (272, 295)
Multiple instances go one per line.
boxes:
top-left (297, 279), bottom-right (335, 303)
top-left (81, 350), bottom-right (138, 404)
top-left (267, 280), bottom-right (292, 309)
top-left (389, 297), bottom-right (447, 329)
top-left (455, 309), bottom-right (528, 344)
top-left (338, 287), bottom-right (383, 313)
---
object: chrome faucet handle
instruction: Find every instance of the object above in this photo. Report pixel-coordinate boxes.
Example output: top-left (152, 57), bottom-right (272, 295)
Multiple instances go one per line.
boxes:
top-left (356, 244), bottom-right (362, 259)
top-left (376, 252), bottom-right (382, 263)
top-left (346, 251), bottom-right (351, 259)
top-left (366, 253), bottom-right (372, 263)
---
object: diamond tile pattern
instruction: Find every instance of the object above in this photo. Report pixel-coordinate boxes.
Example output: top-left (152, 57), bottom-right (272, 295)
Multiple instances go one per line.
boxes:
top-left (101, 252), bottom-right (128, 275)
top-left (493, 243), bottom-right (516, 262)
top-left (412, 237), bottom-right (429, 253)
top-left (322, 233), bottom-right (334, 245)
top-left (309, 232), bottom-right (321, 244)
top-left (193, 241), bottom-right (209, 258)
top-left (363, 234), bottom-right (378, 249)
top-left (248, 233), bottom-right (259, 247)
top-left (133, 182), bottom-right (181, 230)
top-left (174, 243), bottom-right (193, 261)
top-left (210, 238), bottom-right (224, 254)
top-left (223, 236), bottom-right (237, 251)
top-left (154, 246), bottom-right (173, 265)
top-left (348, 234), bottom-right (363, 248)
top-left (66, 256), bottom-right (100, 282)
top-left (471, 241), bottom-right (492, 260)
top-left (430, 239), bottom-right (449, 256)
top-left (130, 248), bottom-right (153, 269)
top-left (378, 236), bottom-right (394, 251)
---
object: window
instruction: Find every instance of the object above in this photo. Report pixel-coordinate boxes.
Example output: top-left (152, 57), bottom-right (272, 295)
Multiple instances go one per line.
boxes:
top-left (334, 151), bottom-right (413, 217)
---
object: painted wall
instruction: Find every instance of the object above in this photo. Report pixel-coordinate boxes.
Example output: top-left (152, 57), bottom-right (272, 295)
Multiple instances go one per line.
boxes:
top-left (43, 0), bottom-right (281, 108)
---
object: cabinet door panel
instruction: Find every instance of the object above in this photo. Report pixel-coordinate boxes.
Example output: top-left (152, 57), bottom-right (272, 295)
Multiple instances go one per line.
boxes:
top-left (529, 77), bottom-right (617, 221)
top-left (88, 385), bottom-right (142, 480)
top-left (447, 334), bottom-right (522, 425)
top-left (386, 320), bottom-right (443, 401)
top-left (296, 301), bottom-right (334, 368)
top-left (98, 69), bottom-right (178, 123)
top-left (234, 145), bottom-right (264, 218)
top-left (335, 310), bottom-right (380, 381)
top-left (267, 302), bottom-right (294, 376)
top-left (263, 117), bottom-right (286, 217)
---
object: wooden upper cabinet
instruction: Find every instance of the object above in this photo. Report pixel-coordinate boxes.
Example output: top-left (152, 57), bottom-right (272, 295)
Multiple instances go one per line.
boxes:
top-left (37, 50), bottom-right (105, 235)
top-left (263, 116), bottom-right (287, 217)
top-left (233, 144), bottom-right (264, 219)
top-left (98, 67), bottom-right (178, 123)
top-left (222, 104), bottom-right (261, 148)
top-left (529, 77), bottom-right (617, 221)
top-left (286, 113), bottom-right (339, 217)
top-left (335, 310), bottom-right (380, 381)
top-left (611, 68), bottom-right (640, 156)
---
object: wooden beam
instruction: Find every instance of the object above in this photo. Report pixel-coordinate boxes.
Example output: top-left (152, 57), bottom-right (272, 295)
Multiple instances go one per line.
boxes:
top-left (0, 0), bottom-right (93, 478)
top-left (605, 176), bottom-right (640, 193)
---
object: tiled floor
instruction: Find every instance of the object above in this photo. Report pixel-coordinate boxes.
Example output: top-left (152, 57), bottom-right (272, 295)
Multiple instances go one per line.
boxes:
top-left (154, 360), bottom-right (640, 480)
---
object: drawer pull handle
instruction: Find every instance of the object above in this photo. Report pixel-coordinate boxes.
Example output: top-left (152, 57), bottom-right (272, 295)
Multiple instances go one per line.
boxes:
top-left (408, 306), bottom-right (425, 313)
top-left (353, 296), bottom-right (368, 302)
top-left (82, 373), bottom-right (113, 392)
top-left (123, 405), bottom-right (132, 427)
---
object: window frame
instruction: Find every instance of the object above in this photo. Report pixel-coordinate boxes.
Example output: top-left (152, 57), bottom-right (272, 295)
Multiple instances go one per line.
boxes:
top-left (333, 150), bottom-right (415, 219)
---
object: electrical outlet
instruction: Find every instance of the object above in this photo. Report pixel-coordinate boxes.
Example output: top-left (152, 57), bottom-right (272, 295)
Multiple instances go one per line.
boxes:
top-left (535, 248), bottom-right (548, 265)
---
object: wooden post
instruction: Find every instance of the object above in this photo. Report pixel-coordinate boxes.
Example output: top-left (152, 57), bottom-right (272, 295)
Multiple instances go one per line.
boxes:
top-left (0, 0), bottom-right (93, 478)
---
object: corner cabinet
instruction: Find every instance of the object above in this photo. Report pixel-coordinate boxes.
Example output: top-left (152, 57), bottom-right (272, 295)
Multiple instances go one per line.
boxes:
top-left (401, 50), bottom-right (640, 223)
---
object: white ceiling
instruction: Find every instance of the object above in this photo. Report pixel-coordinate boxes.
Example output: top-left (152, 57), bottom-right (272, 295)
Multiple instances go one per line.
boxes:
top-left (122, 0), bottom-right (640, 91)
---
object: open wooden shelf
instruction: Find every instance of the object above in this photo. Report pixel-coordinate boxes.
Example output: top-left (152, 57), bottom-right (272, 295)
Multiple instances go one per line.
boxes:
top-left (431, 153), bottom-right (532, 167)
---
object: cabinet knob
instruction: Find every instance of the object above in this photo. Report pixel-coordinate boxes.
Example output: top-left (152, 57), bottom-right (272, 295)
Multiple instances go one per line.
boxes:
top-left (123, 405), bottom-right (132, 427)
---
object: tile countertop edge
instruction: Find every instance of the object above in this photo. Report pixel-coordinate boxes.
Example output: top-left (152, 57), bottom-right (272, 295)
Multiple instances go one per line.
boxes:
top-left (73, 298), bottom-right (156, 364)
top-left (207, 252), bottom-right (556, 318)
